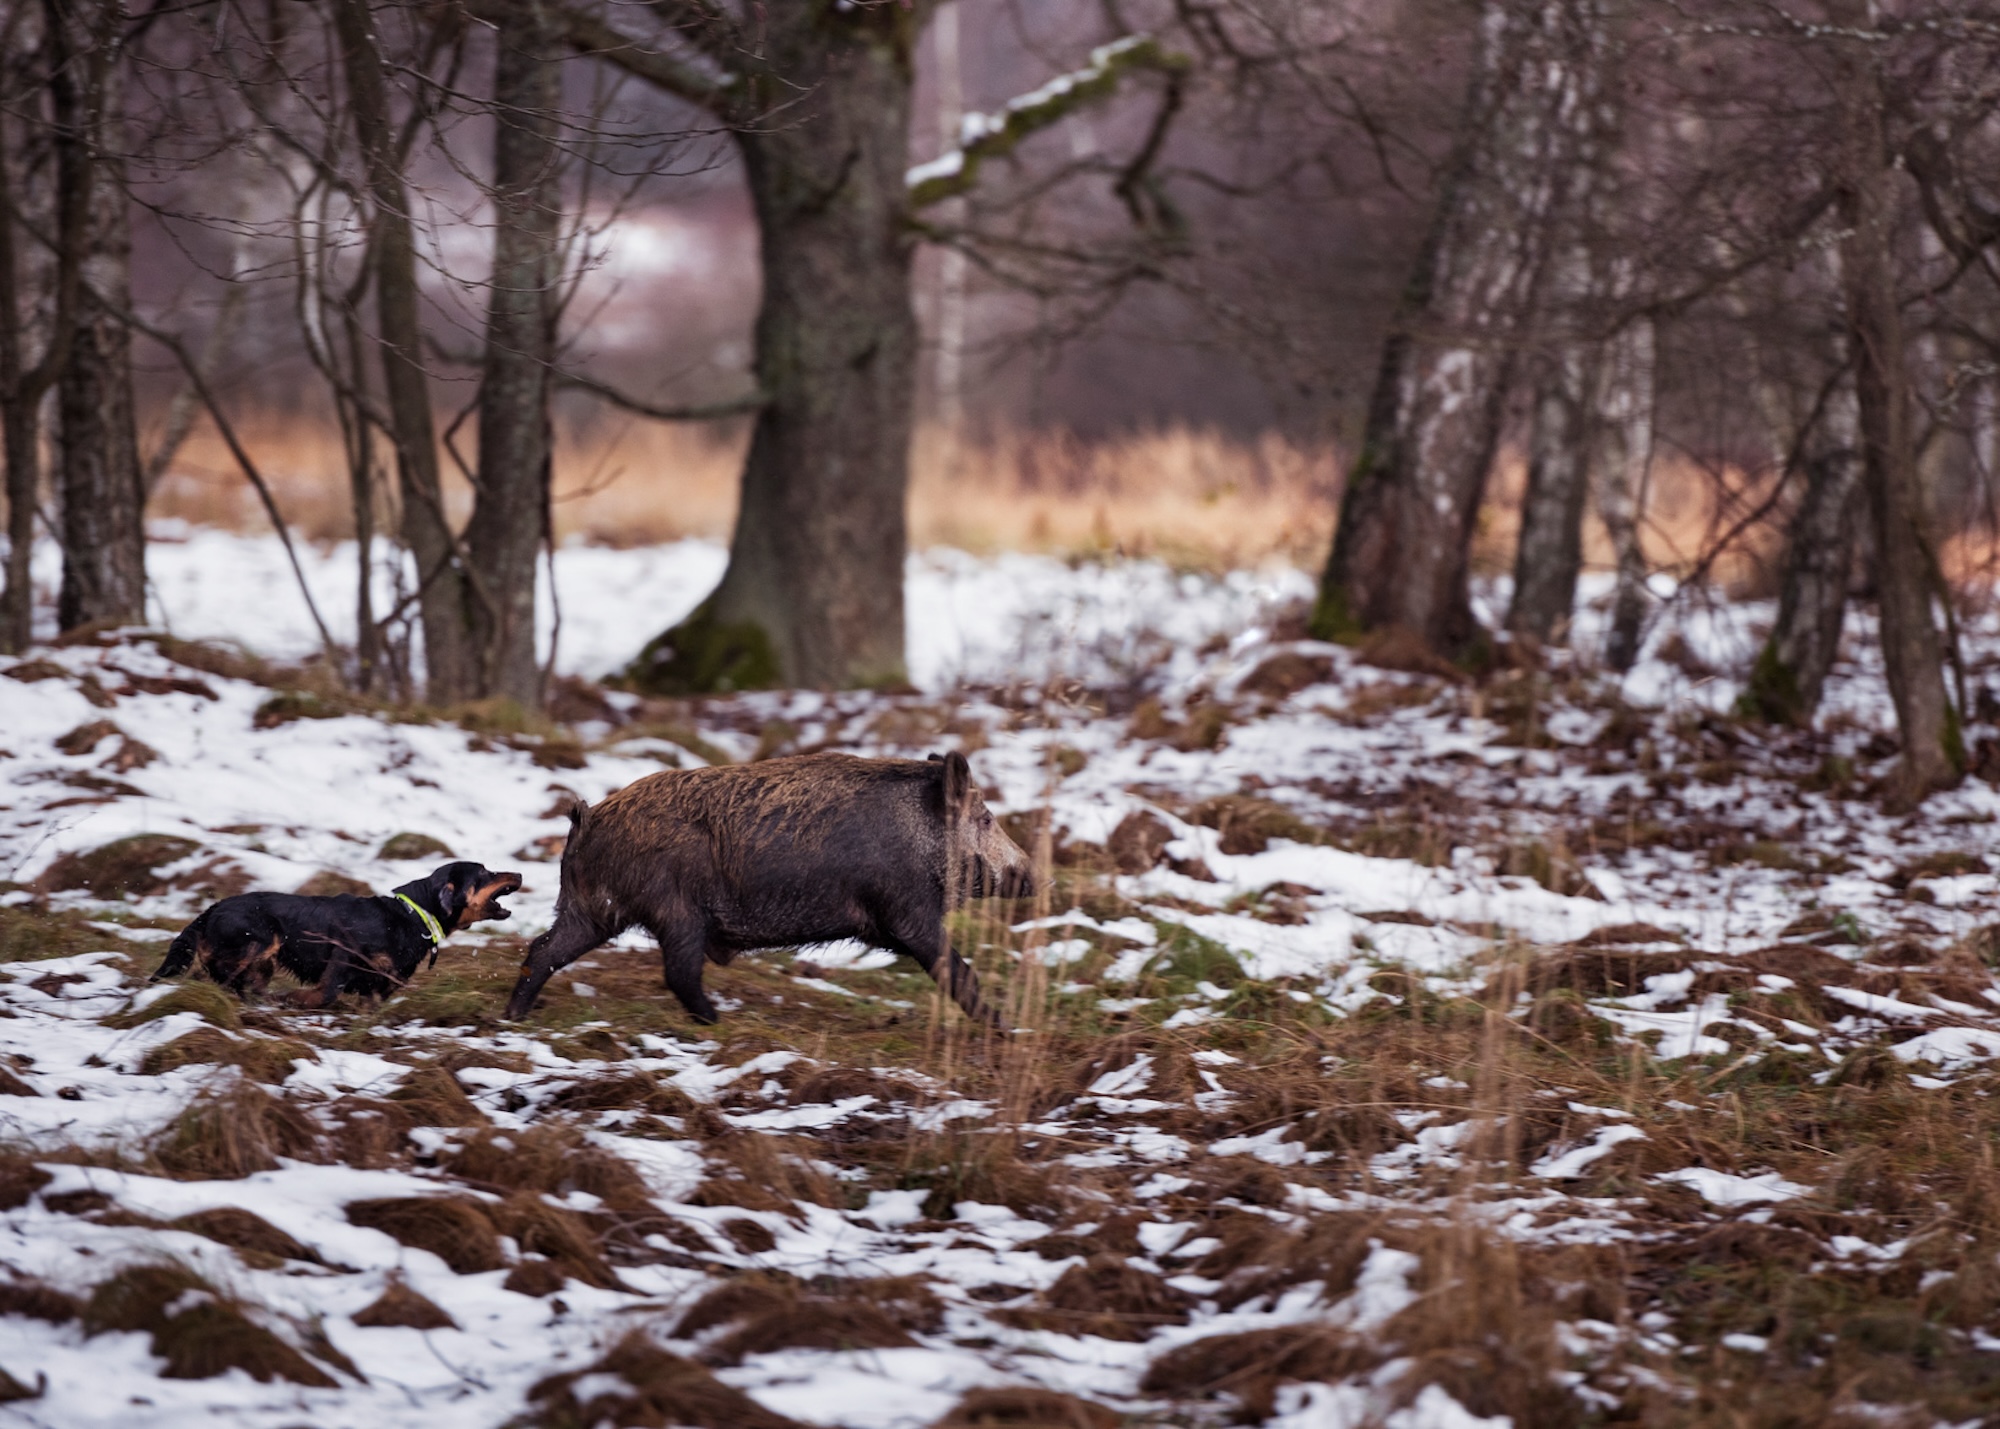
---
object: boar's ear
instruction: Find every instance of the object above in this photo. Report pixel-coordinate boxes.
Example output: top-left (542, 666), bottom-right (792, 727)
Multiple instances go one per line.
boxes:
top-left (939, 749), bottom-right (973, 810)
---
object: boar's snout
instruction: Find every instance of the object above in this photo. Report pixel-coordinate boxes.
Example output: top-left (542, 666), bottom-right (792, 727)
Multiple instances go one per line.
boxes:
top-left (962, 809), bottom-right (1038, 901)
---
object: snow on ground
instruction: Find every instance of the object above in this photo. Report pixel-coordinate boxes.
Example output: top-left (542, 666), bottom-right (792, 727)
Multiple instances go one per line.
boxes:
top-left (3, 534), bottom-right (2000, 1425)
top-left (63, 528), bottom-right (1315, 693)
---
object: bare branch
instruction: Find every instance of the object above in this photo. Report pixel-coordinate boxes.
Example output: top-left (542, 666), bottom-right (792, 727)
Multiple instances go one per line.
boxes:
top-left (907, 35), bottom-right (1191, 209)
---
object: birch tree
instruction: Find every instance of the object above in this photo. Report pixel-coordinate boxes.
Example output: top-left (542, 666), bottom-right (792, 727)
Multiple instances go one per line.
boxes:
top-left (1507, 0), bottom-right (1618, 648)
top-left (1314, 0), bottom-right (1602, 659)
top-left (1595, 313), bottom-right (1655, 671)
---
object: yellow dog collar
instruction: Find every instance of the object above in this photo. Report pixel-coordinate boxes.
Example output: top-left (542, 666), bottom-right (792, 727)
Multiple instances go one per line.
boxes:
top-left (395, 893), bottom-right (444, 945)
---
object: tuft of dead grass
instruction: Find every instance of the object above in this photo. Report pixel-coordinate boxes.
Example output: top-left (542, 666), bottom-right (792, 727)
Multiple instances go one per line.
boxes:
top-left (496, 1192), bottom-right (623, 1290)
top-left (81, 1262), bottom-right (337, 1386)
top-left (351, 1273), bottom-right (458, 1329)
top-left (345, 1197), bottom-right (504, 1274)
top-left (516, 1330), bottom-right (805, 1428)
top-left (386, 1065), bottom-right (488, 1127)
top-left (149, 1082), bottom-right (323, 1178)
top-left (436, 1124), bottom-right (653, 1210)
top-left (673, 1273), bottom-right (941, 1364)
top-left (109, 979), bottom-right (242, 1031)
top-left (35, 835), bottom-right (202, 900)
top-left (0, 1275), bottom-right (81, 1323)
top-left (996, 1254), bottom-right (1192, 1342)
top-left (0, 1155), bottom-right (52, 1210)
top-left (1142, 1324), bottom-right (1371, 1421)
top-left (170, 1206), bottom-right (323, 1267)
top-left (929, 1386), bottom-right (1120, 1428)
top-left (138, 1027), bottom-right (312, 1082)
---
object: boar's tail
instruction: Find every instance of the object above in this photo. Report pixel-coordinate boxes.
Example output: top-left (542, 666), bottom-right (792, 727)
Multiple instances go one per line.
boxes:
top-left (155, 909), bottom-right (209, 982)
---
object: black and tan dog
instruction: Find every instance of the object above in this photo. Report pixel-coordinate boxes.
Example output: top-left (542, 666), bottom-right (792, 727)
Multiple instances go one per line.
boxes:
top-left (155, 862), bottom-right (523, 1008)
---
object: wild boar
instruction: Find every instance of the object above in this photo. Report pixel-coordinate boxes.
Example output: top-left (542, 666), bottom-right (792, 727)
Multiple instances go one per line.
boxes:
top-left (504, 750), bottom-right (1037, 1025)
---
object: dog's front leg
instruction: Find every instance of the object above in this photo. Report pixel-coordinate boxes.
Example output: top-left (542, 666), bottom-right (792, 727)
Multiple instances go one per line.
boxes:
top-left (292, 936), bottom-right (353, 1011)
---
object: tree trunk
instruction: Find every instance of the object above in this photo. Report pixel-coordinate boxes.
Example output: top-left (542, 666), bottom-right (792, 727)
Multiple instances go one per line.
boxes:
top-left (0, 70), bottom-right (41, 654)
top-left (1830, 15), bottom-right (1958, 807)
top-left (463, 0), bottom-right (560, 706)
top-left (631, 10), bottom-right (918, 693)
top-left (1508, 304), bottom-right (1597, 645)
top-left (1596, 315), bottom-right (1655, 672)
top-left (1741, 377), bottom-right (1861, 724)
top-left (333, 0), bottom-right (472, 702)
top-left (48, 0), bottom-right (143, 633)
top-left (1313, 0), bottom-right (1597, 659)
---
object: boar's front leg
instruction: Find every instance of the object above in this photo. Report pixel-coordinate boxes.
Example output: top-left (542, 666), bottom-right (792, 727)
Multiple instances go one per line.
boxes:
top-left (882, 913), bottom-right (1002, 1029)
top-left (654, 923), bottom-right (720, 1025)
top-left (505, 904), bottom-right (612, 1019)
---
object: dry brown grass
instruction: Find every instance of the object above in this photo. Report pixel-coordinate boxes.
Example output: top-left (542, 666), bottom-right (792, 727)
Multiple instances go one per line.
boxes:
top-left (344, 1196), bottom-right (504, 1274)
top-left (351, 1273), bottom-right (457, 1329)
top-left (996, 1254), bottom-right (1193, 1342)
top-left (170, 1206), bottom-right (323, 1267)
top-left (81, 1262), bottom-right (338, 1386)
top-left (931, 1387), bottom-right (1121, 1428)
top-left (518, 1331), bottom-right (805, 1429)
top-left (0, 1156), bottom-right (52, 1211)
top-left (0, 1275), bottom-right (81, 1323)
top-left (672, 1273), bottom-right (940, 1364)
top-left (138, 1027), bottom-right (313, 1083)
top-left (153, 415), bottom-right (1340, 569)
top-left (149, 1081), bottom-right (323, 1178)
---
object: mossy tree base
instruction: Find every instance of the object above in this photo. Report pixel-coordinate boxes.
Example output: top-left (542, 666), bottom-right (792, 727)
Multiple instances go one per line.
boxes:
top-left (1739, 643), bottom-right (1808, 727)
top-left (627, 601), bottom-right (780, 697)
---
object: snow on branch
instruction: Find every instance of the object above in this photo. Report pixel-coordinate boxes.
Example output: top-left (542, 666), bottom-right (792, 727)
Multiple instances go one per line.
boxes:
top-left (906, 35), bottom-right (1189, 209)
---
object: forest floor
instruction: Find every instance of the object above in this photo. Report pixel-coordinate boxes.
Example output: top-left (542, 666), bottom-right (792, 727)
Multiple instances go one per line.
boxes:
top-left (3, 538), bottom-right (2000, 1428)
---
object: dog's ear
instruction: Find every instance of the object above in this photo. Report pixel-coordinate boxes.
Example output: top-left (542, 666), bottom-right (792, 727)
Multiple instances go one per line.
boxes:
top-left (430, 865), bottom-right (460, 916)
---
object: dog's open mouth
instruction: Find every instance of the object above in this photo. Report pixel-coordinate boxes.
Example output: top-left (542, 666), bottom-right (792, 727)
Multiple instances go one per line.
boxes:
top-left (471, 871), bottom-right (524, 921)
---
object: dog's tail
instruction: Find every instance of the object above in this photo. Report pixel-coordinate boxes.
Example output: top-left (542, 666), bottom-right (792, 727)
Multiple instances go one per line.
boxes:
top-left (154, 908), bottom-right (210, 982)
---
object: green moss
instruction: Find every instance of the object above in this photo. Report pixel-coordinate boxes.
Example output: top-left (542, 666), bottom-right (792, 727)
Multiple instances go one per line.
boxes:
top-left (1308, 583), bottom-right (1362, 645)
top-left (1139, 925), bottom-right (1243, 995)
top-left (251, 691), bottom-right (348, 729)
top-left (0, 904), bottom-right (116, 963)
top-left (1738, 642), bottom-right (1806, 726)
top-left (378, 832), bottom-right (454, 861)
top-left (1944, 699), bottom-right (1967, 775)
top-left (107, 980), bottom-right (242, 1032)
top-left (39, 835), bottom-right (201, 900)
top-left (626, 600), bottom-right (780, 696)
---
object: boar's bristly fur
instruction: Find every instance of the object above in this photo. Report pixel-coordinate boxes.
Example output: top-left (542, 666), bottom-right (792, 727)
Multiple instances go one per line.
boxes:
top-left (503, 750), bottom-right (1036, 1026)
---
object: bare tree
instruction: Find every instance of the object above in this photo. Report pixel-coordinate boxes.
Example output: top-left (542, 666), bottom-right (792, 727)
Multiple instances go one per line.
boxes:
top-left (1742, 372), bottom-right (1861, 723)
top-left (530, 3), bottom-right (1174, 692)
top-left (1595, 311), bottom-right (1655, 671)
top-left (48, 0), bottom-right (145, 633)
top-left (1827, 1), bottom-right (1959, 806)
top-left (1313, 0), bottom-right (1603, 659)
top-left (1507, 250), bottom-right (1601, 648)
top-left (462, 0), bottom-right (562, 707)
top-left (0, 0), bottom-right (74, 652)
top-left (331, 0), bottom-right (471, 701)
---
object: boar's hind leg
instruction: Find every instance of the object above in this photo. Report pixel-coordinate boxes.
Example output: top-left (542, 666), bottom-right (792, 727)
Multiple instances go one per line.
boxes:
top-left (654, 925), bottom-right (720, 1025)
top-left (504, 906), bottom-right (612, 1019)
top-left (883, 918), bottom-right (1001, 1029)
